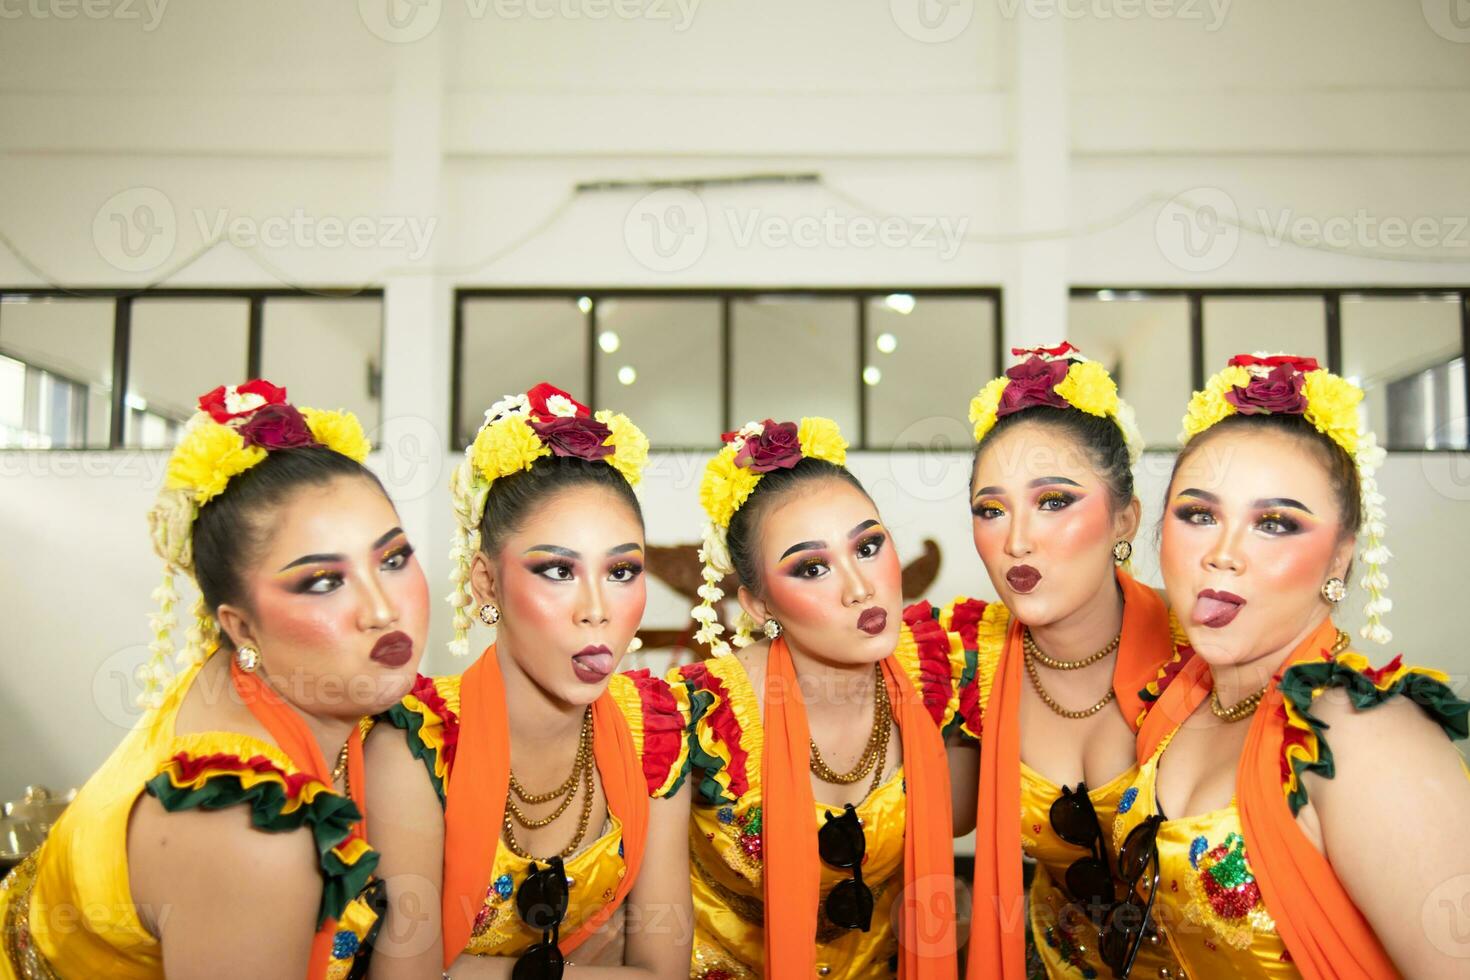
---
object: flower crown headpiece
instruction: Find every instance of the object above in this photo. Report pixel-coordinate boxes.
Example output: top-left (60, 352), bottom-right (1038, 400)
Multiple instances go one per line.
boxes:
top-left (142, 380), bottom-right (373, 706)
top-left (1181, 353), bottom-right (1391, 644)
top-left (692, 416), bottom-right (849, 656)
top-left (968, 342), bottom-right (1145, 465)
top-left (446, 382), bottom-right (649, 657)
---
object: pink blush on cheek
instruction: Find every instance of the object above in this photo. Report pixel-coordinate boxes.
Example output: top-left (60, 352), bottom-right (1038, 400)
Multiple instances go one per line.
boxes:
top-left (253, 587), bottom-right (353, 648)
top-left (1041, 494), bottom-right (1112, 559)
top-left (1250, 531), bottom-right (1338, 591)
top-left (764, 574), bottom-right (836, 631)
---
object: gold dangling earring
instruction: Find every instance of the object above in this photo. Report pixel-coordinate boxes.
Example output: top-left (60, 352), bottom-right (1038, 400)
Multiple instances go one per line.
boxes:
top-left (477, 602), bottom-right (501, 626)
top-left (1321, 577), bottom-right (1346, 604)
top-left (234, 644), bottom-right (260, 673)
top-left (1112, 540), bottom-right (1133, 564)
top-left (762, 618), bottom-right (783, 640)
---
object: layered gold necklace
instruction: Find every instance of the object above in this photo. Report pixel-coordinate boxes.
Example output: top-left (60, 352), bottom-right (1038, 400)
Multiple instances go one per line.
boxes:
top-left (1023, 627), bottom-right (1122, 720)
top-left (1210, 629), bottom-right (1351, 723)
top-left (809, 664), bottom-right (892, 795)
top-left (502, 707), bottom-right (596, 859)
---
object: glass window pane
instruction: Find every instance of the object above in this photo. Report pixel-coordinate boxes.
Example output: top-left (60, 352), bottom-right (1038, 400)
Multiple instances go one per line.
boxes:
top-left (0, 296), bottom-right (114, 448)
top-left (593, 298), bottom-right (721, 447)
top-left (458, 298), bottom-right (588, 447)
top-left (731, 297), bottom-right (857, 438)
top-left (128, 299), bottom-right (250, 448)
top-left (1341, 294), bottom-right (1464, 450)
top-left (1202, 297), bottom-right (1327, 374)
top-left (261, 298), bottom-right (383, 430)
top-left (864, 295), bottom-right (996, 450)
top-left (1068, 294), bottom-right (1193, 448)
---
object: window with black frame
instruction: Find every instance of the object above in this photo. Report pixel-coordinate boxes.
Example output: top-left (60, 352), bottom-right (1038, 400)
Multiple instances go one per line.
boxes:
top-left (0, 290), bottom-right (384, 450)
top-left (452, 289), bottom-right (1002, 451)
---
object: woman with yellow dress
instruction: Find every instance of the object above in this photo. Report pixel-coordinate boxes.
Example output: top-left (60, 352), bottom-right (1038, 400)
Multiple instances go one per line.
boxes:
top-left (364, 382), bottom-right (692, 979)
top-left (673, 416), bottom-right (962, 979)
top-left (1111, 354), bottom-right (1470, 978)
top-left (0, 380), bottom-right (429, 979)
top-left (942, 343), bottom-right (1186, 979)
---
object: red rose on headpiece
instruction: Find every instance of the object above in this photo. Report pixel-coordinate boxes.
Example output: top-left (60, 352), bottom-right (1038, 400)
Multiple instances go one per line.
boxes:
top-left (197, 380), bottom-right (288, 424)
top-left (1010, 341), bottom-right (1079, 360)
top-left (238, 403), bottom-right (315, 450)
top-left (1228, 354), bottom-right (1321, 373)
top-left (997, 356), bottom-right (1071, 418)
top-left (735, 420), bottom-right (803, 473)
top-left (531, 416), bottom-right (614, 460)
top-left (525, 382), bottom-right (591, 420)
top-left (1224, 364), bottom-right (1309, 415)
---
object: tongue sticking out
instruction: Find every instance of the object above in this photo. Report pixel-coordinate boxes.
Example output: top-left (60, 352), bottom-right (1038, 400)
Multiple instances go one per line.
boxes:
top-left (1193, 594), bottom-right (1243, 628)
top-left (572, 650), bottom-right (614, 675)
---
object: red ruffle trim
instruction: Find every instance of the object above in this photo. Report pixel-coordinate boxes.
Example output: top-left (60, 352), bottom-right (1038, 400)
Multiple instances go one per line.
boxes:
top-left (408, 673), bottom-right (459, 774)
top-left (948, 597), bottom-right (989, 651)
top-left (678, 661), bottom-right (751, 799)
top-left (621, 667), bottom-right (686, 796)
top-left (902, 601), bottom-right (953, 728)
top-left (166, 751), bottom-right (319, 799)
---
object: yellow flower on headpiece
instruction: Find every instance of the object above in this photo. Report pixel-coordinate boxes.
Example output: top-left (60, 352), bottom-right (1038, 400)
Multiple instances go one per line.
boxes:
top-left (797, 416), bottom-right (848, 466)
top-left (1053, 361), bottom-right (1119, 418)
top-left (1180, 364), bottom-right (1250, 443)
top-left (469, 415), bottom-right (550, 485)
top-left (166, 424), bottom-right (266, 505)
top-left (596, 410), bottom-right (650, 486)
top-left (300, 408), bottom-right (371, 463)
top-left (700, 449), bottom-right (760, 528)
top-left (1302, 370), bottom-right (1362, 457)
top-left (968, 377), bottom-right (1008, 443)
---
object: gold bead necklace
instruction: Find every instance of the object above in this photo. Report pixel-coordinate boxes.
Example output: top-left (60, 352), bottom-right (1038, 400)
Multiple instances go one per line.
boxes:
top-left (502, 707), bottom-right (596, 859)
top-left (1210, 629), bottom-right (1350, 723)
top-left (1022, 627), bottom-right (1120, 671)
top-left (809, 664), bottom-right (892, 795)
top-left (1023, 634), bottom-right (1118, 720)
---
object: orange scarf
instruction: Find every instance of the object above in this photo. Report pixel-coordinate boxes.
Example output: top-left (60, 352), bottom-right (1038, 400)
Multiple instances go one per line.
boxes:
top-left (967, 569), bottom-right (1174, 979)
top-left (762, 637), bottom-right (958, 980)
top-left (230, 661), bottom-right (368, 980)
top-left (440, 645), bottom-right (650, 966)
top-left (1137, 619), bottom-right (1398, 980)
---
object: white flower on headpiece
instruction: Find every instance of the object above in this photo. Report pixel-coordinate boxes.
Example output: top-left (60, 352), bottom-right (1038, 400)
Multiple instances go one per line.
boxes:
top-left (484, 393), bottom-right (530, 424)
top-left (546, 394), bottom-right (579, 418)
top-left (223, 385), bottom-right (267, 416)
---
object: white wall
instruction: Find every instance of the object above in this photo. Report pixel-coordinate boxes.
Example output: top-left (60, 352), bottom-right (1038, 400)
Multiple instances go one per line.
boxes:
top-left (2, 1), bottom-right (1469, 797)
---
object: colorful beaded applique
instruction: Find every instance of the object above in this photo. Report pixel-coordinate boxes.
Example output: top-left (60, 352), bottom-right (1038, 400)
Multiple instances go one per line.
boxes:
top-left (1183, 832), bottom-right (1275, 949)
top-left (1117, 786), bottom-right (1138, 814)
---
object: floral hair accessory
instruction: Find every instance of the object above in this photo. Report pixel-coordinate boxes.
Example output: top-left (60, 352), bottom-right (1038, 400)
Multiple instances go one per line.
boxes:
top-left (446, 382), bottom-right (649, 657)
top-left (141, 381), bottom-right (373, 707)
top-left (967, 342), bottom-right (1145, 466)
top-left (1181, 354), bottom-right (1391, 644)
top-left (692, 417), bottom-right (848, 656)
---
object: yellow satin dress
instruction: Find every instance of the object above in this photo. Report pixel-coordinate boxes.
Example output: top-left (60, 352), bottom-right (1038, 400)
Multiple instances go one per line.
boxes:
top-left (1111, 730), bottom-right (1290, 979)
top-left (380, 667), bottom-right (688, 959)
top-left (669, 610), bottom-right (968, 980)
top-left (0, 658), bottom-right (380, 980)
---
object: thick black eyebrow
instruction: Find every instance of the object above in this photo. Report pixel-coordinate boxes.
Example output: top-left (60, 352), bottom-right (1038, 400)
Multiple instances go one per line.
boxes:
top-left (279, 553), bottom-right (342, 572)
top-left (608, 542), bottom-right (643, 555)
top-left (1177, 488), bottom-right (1219, 503)
top-left (973, 485), bottom-right (1005, 499)
top-left (780, 540), bottom-right (826, 561)
top-left (524, 545), bottom-right (580, 558)
top-left (847, 519), bottom-right (880, 539)
top-left (373, 527), bottom-right (405, 550)
top-left (1029, 476), bottom-right (1082, 488)
top-left (1255, 497), bottom-right (1314, 514)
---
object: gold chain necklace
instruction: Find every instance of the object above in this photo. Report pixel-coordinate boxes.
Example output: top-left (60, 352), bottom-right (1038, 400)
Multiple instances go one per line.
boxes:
top-left (502, 709), bottom-right (597, 860)
top-left (331, 739), bottom-right (351, 786)
top-left (809, 665), bottom-right (892, 795)
top-left (1210, 629), bottom-right (1351, 723)
top-left (1024, 647), bottom-right (1117, 719)
top-left (1023, 627), bottom-right (1120, 670)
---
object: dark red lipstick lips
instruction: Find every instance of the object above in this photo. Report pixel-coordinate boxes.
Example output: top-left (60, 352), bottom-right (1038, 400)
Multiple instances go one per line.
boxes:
top-left (1006, 564), bottom-right (1042, 594)
top-left (857, 607), bottom-right (887, 635)
top-left (370, 631), bottom-right (414, 668)
top-left (1193, 589), bottom-right (1247, 629)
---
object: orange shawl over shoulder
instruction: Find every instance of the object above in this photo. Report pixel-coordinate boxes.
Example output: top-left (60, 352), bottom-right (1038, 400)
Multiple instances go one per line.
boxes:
top-left (439, 646), bottom-right (651, 966)
top-left (967, 569), bottom-right (1175, 979)
top-left (763, 637), bottom-right (958, 980)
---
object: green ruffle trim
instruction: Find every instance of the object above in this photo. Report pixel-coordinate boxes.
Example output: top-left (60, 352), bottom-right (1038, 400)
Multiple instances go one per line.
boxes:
top-left (381, 700), bottom-right (449, 807)
top-left (679, 679), bottom-right (731, 807)
top-left (1278, 656), bottom-right (1470, 815)
top-left (144, 767), bottom-right (378, 927)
